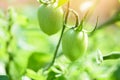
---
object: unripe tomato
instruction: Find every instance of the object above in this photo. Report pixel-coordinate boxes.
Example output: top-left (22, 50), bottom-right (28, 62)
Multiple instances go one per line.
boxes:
top-left (38, 4), bottom-right (63, 35)
top-left (62, 28), bottom-right (88, 61)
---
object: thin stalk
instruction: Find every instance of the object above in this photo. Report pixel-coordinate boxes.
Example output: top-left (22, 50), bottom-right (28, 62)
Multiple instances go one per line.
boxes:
top-left (43, 1), bottom-right (70, 71)
top-left (69, 9), bottom-right (79, 28)
top-left (5, 8), bottom-right (14, 80)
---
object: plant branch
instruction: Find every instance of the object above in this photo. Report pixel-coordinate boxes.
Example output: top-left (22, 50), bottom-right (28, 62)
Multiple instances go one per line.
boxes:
top-left (5, 8), bottom-right (14, 80)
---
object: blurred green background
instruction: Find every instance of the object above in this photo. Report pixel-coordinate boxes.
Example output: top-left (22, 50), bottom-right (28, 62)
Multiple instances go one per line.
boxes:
top-left (0, 0), bottom-right (120, 80)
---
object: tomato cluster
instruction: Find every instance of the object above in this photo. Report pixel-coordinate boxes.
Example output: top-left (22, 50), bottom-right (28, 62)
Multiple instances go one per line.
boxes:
top-left (38, 1), bottom-right (88, 61)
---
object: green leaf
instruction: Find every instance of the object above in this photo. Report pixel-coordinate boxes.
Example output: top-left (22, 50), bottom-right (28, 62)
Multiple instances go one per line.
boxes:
top-left (103, 52), bottom-right (120, 60)
top-left (26, 69), bottom-right (45, 80)
top-left (47, 70), bottom-right (66, 80)
top-left (27, 52), bottom-right (52, 71)
top-left (9, 61), bottom-right (22, 80)
top-left (0, 75), bottom-right (9, 80)
top-left (8, 50), bottom-right (31, 80)
top-left (55, 75), bottom-right (67, 80)
top-left (112, 65), bottom-right (120, 80)
top-left (96, 50), bottom-right (120, 63)
top-left (46, 64), bottom-right (67, 80)
top-left (57, 0), bottom-right (69, 7)
top-left (47, 71), bottom-right (56, 80)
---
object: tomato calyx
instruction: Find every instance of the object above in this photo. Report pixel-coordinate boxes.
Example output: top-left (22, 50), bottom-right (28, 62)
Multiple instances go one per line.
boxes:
top-left (67, 10), bottom-right (88, 32)
top-left (39, 0), bottom-right (56, 5)
top-left (76, 12), bottom-right (88, 32)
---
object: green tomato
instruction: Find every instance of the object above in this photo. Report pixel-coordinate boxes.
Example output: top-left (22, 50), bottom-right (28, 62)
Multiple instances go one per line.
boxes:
top-left (38, 4), bottom-right (63, 35)
top-left (62, 28), bottom-right (88, 61)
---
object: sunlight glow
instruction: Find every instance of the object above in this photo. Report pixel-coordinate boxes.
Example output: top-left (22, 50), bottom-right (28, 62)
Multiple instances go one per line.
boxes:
top-left (80, 1), bottom-right (94, 12)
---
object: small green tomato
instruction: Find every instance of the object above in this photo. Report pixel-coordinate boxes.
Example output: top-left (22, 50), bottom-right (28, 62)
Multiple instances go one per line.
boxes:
top-left (38, 4), bottom-right (63, 35)
top-left (62, 28), bottom-right (88, 61)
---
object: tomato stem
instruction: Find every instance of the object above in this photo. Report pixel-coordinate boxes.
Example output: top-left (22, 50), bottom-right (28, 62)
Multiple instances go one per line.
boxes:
top-left (5, 8), bottom-right (14, 80)
top-left (43, 1), bottom-right (70, 72)
top-left (69, 9), bottom-right (79, 28)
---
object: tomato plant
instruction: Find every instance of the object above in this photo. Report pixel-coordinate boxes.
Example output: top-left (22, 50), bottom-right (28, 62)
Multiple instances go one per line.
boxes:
top-left (0, 0), bottom-right (120, 80)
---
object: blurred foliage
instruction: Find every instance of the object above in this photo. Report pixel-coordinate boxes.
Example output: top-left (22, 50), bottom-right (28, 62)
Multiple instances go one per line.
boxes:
top-left (0, 1), bottom-right (120, 80)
